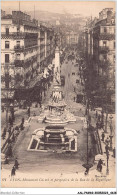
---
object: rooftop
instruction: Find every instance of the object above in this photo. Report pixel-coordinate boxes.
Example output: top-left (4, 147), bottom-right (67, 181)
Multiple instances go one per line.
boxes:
top-left (1, 14), bottom-right (12, 19)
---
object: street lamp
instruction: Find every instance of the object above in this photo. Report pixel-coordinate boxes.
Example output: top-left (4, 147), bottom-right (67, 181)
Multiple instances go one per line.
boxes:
top-left (82, 115), bottom-right (93, 173)
top-left (9, 103), bottom-right (14, 121)
top-left (106, 144), bottom-right (109, 175)
top-left (4, 65), bottom-right (10, 129)
top-left (109, 114), bottom-right (113, 151)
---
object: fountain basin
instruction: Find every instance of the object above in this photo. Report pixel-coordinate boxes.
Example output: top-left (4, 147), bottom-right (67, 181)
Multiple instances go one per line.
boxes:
top-left (28, 126), bottom-right (78, 152)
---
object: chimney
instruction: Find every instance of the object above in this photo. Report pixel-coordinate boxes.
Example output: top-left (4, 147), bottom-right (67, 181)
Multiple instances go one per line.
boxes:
top-left (107, 10), bottom-right (112, 24)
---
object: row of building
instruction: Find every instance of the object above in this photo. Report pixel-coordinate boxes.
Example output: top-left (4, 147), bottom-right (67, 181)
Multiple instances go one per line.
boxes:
top-left (79, 8), bottom-right (115, 108)
top-left (1, 9), bottom-right (80, 106)
top-left (66, 31), bottom-right (79, 46)
top-left (1, 10), bottom-right (58, 103)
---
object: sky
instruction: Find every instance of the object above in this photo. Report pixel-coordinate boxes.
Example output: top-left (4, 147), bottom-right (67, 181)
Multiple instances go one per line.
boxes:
top-left (1, 1), bottom-right (116, 17)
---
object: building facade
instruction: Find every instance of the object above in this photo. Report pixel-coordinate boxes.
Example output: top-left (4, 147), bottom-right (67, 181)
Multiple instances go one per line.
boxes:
top-left (1, 11), bottom-right (39, 102)
top-left (79, 8), bottom-right (115, 109)
top-left (66, 31), bottom-right (78, 46)
top-left (93, 9), bottom-right (115, 75)
top-left (1, 11), bottom-right (56, 105)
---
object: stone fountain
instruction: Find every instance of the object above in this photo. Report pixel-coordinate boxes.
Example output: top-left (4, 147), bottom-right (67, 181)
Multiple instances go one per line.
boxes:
top-left (38, 46), bottom-right (76, 125)
top-left (28, 44), bottom-right (77, 152)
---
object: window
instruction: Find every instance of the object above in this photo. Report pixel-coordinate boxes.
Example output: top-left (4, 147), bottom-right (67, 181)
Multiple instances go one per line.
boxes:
top-left (6, 28), bottom-right (9, 35)
top-left (16, 41), bottom-right (20, 48)
top-left (5, 54), bottom-right (9, 63)
top-left (5, 41), bottom-right (9, 49)
top-left (113, 55), bottom-right (115, 63)
top-left (17, 27), bottom-right (20, 32)
top-left (103, 55), bottom-right (107, 61)
top-left (16, 53), bottom-right (20, 60)
top-left (17, 41), bottom-right (20, 46)
top-left (103, 41), bottom-right (107, 47)
top-left (104, 27), bottom-right (107, 33)
top-left (114, 42), bottom-right (115, 49)
top-left (17, 27), bottom-right (20, 35)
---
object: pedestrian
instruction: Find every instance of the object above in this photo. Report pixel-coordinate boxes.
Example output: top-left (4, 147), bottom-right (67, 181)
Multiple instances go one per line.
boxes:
top-left (14, 158), bottom-right (19, 169)
top-left (20, 122), bottom-right (24, 130)
top-left (9, 116), bottom-right (13, 126)
top-left (3, 127), bottom-right (6, 133)
top-left (74, 97), bottom-right (76, 102)
top-left (8, 138), bottom-right (12, 144)
top-left (33, 112), bottom-right (36, 116)
top-left (2, 128), bottom-right (6, 140)
top-left (101, 132), bottom-right (105, 141)
top-left (39, 102), bottom-right (42, 108)
top-left (35, 103), bottom-right (38, 108)
top-left (97, 159), bottom-right (103, 172)
top-left (42, 116), bottom-right (46, 123)
top-left (8, 126), bottom-right (11, 135)
top-left (7, 144), bottom-right (12, 157)
top-left (15, 126), bottom-right (19, 131)
top-left (100, 121), bottom-right (104, 129)
top-left (4, 156), bottom-right (9, 164)
top-left (2, 106), bottom-right (4, 112)
top-left (22, 117), bottom-right (24, 124)
top-left (84, 167), bottom-right (89, 175)
top-left (12, 133), bottom-right (15, 143)
top-left (88, 115), bottom-right (91, 124)
top-left (105, 144), bottom-right (109, 154)
top-left (9, 116), bottom-right (11, 124)
top-left (105, 137), bottom-right (110, 146)
top-left (2, 132), bottom-right (6, 140)
top-left (113, 147), bottom-right (116, 158)
top-left (11, 166), bottom-right (16, 177)
top-left (98, 114), bottom-right (101, 122)
top-left (27, 107), bottom-right (30, 117)
top-left (96, 121), bottom-right (99, 129)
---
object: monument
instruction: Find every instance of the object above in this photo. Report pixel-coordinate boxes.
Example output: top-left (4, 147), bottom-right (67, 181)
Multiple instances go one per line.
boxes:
top-left (28, 126), bottom-right (77, 152)
top-left (37, 43), bottom-right (76, 125)
top-left (28, 32), bottom-right (77, 152)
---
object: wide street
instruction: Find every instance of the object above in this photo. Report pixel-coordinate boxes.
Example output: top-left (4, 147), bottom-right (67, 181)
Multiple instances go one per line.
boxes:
top-left (2, 50), bottom-right (96, 176)
top-left (1, 49), bottom-right (116, 189)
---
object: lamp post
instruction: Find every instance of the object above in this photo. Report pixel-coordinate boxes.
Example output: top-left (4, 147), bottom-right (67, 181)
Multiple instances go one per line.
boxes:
top-left (106, 144), bottom-right (109, 175)
top-left (4, 65), bottom-right (10, 130)
top-left (101, 109), bottom-right (104, 128)
top-left (10, 103), bottom-right (14, 122)
top-left (82, 107), bottom-right (93, 172)
top-left (109, 114), bottom-right (113, 151)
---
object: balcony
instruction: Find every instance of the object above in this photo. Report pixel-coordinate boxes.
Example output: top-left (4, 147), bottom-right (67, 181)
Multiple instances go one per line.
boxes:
top-left (1, 32), bottom-right (38, 39)
top-left (99, 33), bottom-right (115, 40)
top-left (1, 62), bottom-right (14, 66)
top-left (14, 45), bottom-right (24, 51)
top-left (99, 46), bottom-right (109, 54)
top-left (1, 32), bottom-right (26, 39)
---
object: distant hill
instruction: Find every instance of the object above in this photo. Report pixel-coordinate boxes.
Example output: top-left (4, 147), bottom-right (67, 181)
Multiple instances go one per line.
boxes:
top-left (28, 10), bottom-right (64, 24)
top-left (28, 10), bottom-right (87, 33)
top-left (28, 10), bottom-right (86, 23)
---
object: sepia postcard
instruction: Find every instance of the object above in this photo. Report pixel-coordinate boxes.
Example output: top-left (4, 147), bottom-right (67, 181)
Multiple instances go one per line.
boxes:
top-left (1, 0), bottom-right (116, 189)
